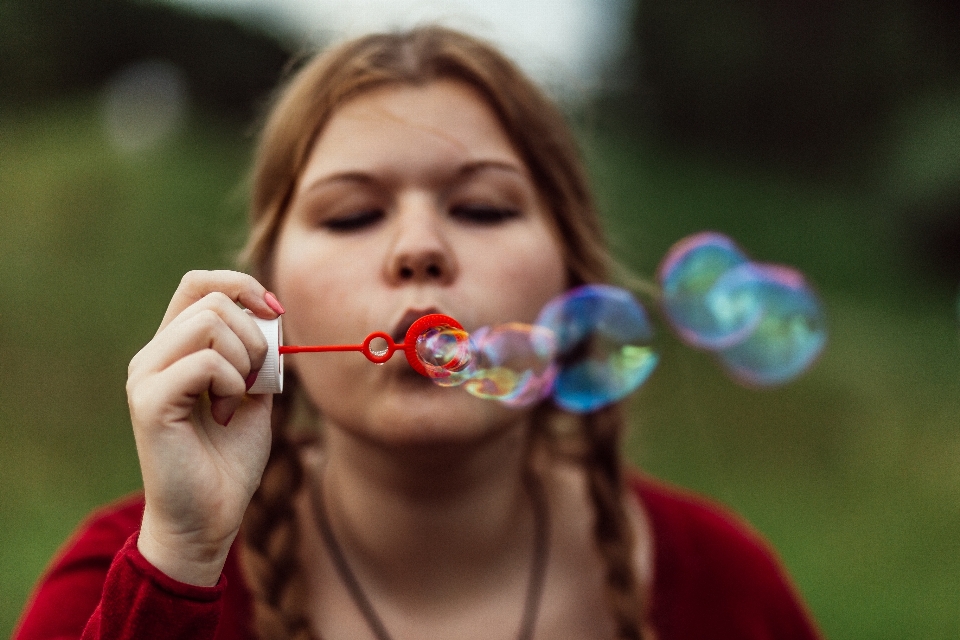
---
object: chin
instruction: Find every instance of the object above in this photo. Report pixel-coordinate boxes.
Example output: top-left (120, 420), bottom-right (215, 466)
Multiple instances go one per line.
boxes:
top-left (298, 360), bottom-right (530, 449)
top-left (331, 387), bottom-right (524, 450)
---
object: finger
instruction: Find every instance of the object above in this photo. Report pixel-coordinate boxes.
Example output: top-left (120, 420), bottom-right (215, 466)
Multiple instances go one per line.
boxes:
top-left (172, 349), bottom-right (247, 426)
top-left (161, 349), bottom-right (248, 425)
top-left (128, 348), bottom-right (247, 431)
top-left (159, 270), bottom-right (283, 334)
top-left (142, 308), bottom-right (253, 382)
top-left (209, 393), bottom-right (243, 427)
top-left (164, 292), bottom-right (269, 373)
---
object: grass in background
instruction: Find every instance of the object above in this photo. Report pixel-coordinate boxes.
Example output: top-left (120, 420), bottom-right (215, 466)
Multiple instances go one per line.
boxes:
top-left (1, 97), bottom-right (958, 638)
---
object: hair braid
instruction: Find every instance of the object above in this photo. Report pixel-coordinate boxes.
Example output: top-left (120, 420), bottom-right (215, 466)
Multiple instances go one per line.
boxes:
top-left (582, 404), bottom-right (646, 640)
top-left (240, 373), bottom-right (315, 640)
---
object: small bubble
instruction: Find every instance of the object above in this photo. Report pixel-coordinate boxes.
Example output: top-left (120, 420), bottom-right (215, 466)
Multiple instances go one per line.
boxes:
top-left (416, 326), bottom-right (475, 387)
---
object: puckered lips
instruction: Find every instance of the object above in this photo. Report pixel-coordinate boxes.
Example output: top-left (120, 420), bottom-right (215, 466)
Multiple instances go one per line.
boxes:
top-left (391, 308), bottom-right (441, 345)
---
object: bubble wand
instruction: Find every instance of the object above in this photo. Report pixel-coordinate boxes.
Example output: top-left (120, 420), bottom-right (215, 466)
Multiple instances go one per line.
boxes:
top-left (246, 313), bottom-right (463, 394)
top-left (278, 313), bottom-right (461, 373)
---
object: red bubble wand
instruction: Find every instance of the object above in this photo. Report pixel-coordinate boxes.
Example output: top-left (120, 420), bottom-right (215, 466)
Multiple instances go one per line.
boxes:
top-left (278, 313), bottom-right (462, 377)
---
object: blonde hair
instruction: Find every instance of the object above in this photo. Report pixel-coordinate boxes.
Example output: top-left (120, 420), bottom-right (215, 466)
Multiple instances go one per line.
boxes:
top-left (239, 26), bottom-right (645, 640)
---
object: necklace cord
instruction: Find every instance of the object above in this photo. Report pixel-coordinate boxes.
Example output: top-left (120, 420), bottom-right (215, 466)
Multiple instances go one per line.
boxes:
top-left (312, 483), bottom-right (393, 640)
top-left (517, 470), bottom-right (550, 640)
top-left (310, 472), bottom-right (550, 640)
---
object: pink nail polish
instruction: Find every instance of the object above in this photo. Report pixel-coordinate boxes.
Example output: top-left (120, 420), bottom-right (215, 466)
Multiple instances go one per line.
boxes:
top-left (223, 411), bottom-right (235, 427)
top-left (264, 291), bottom-right (285, 315)
top-left (245, 369), bottom-right (260, 391)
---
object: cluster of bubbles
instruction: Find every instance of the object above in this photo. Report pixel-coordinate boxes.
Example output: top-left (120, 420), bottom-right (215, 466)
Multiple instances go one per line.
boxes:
top-left (415, 285), bottom-right (657, 413)
top-left (657, 232), bottom-right (826, 386)
top-left (414, 232), bottom-right (826, 412)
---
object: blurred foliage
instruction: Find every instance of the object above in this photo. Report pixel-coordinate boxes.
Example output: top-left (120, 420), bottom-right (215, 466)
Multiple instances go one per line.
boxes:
top-left (613, 0), bottom-right (960, 177)
top-left (0, 97), bottom-right (251, 633)
top-left (0, 0), bottom-right (294, 120)
top-left (599, 0), bottom-right (960, 287)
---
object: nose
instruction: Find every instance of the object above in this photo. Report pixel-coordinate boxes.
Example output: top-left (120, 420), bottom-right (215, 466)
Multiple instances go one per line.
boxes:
top-left (384, 193), bottom-right (458, 286)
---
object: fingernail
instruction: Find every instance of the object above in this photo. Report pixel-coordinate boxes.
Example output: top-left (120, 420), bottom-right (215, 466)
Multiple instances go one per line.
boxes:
top-left (245, 369), bottom-right (260, 391)
top-left (264, 291), bottom-right (285, 315)
top-left (222, 411), bottom-right (235, 427)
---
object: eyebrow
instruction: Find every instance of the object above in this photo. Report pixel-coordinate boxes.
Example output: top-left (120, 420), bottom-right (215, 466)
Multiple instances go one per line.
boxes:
top-left (457, 159), bottom-right (528, 179)
top-left (299, 172), bottom-right (375, 195)
top-left (299, 159), bottom-right (529, 195)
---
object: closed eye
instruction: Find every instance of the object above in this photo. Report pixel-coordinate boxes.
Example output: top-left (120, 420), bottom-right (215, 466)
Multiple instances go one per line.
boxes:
top-left (323, 209), bottom-right (385, 232)
top-left (450, 204), bottom-right (521, 225)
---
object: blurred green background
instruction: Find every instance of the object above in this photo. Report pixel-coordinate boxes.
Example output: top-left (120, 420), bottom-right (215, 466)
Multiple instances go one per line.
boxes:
top-left (2, 0), bottom-right (959, 637)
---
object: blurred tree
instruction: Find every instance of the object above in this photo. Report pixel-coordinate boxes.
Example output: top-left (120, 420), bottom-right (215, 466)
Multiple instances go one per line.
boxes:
top-left (0, 0), bottom-right (293, 120)
top-left (610, 0), bottom-right (960, 177)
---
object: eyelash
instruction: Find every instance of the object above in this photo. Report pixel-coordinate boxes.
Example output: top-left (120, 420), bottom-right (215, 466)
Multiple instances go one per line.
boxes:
top-left (320, 203), bottom-right (521, 232)
top-left (322, 209), bottom-right (384, 232)
top-left (450, 204), bottom-right (521, 225)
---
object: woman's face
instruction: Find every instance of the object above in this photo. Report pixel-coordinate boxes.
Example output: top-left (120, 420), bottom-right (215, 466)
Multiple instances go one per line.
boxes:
top-left (272, 80), bottom-right (566, 445)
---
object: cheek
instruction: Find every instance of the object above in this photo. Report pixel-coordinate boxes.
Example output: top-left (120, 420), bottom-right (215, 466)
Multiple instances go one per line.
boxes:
top-left (271, 232), bottom-right (371, 346)
top-left (460, 225), bottom-right (567, 324)
top-left (270, 228), bottom-right (392, 421)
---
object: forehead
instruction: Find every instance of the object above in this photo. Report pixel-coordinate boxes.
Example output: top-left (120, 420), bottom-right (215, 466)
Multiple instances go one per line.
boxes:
top-left (300, 79), bottom-right (526, 182)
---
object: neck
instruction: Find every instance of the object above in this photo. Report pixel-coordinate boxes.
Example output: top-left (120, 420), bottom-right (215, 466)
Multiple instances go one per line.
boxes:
top-left (311, 423), bottom-right (538, 608)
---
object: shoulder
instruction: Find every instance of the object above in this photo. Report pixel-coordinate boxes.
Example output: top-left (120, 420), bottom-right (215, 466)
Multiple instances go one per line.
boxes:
top-left (631, 476), bottom-right (779, 584)
top-left (629, 475), bottom-right (821, 640)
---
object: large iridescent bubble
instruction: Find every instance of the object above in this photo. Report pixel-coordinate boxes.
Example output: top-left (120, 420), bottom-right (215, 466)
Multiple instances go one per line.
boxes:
top-left (712, 263), bottom-right (826, 386)
top-left (658, 231), bottom-right (757, 348)
top-left (462, 323), bottom-right (558, 407)
top-left (536, 284), bottom-right (658, 413)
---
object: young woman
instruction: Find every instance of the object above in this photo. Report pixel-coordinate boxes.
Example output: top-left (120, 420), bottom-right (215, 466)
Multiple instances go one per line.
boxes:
top-left (15, 27), bottom-right (822, 640)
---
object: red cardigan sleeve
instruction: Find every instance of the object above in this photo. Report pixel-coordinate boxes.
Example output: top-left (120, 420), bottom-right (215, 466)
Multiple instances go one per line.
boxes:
top-left (14, 494), bottom-right (225, 640)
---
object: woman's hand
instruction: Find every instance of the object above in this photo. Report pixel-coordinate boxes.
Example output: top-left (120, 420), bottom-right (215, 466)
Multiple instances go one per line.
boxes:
top-left (126, 270), bottom-right (284, 586)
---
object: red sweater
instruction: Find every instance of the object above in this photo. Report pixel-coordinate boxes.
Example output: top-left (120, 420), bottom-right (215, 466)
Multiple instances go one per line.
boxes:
top-left (14, 477), bottom-right (822, 640)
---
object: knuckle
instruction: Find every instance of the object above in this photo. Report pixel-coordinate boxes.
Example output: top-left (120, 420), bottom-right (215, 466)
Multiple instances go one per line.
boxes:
top-left (126, 383), bottom-right (152, 425)
top-left (128, 348), bottom-right (144, 377)
top-left (250, 330), bottom-right (269, 363)
top-left (177, 270), bottom-right (201, 291)
top-left (194, 308), bottom-right (224, 333)
top-left (197, 348), bottom-right (225, 375)
top-left (179, 269), bottom-right (206, 289)
top-left (204, 290), bottom-right (232, 308)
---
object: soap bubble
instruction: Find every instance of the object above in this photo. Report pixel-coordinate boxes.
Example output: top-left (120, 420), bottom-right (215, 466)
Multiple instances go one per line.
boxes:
top-left (463, 323), bottom-right (558, 407)
top-left (416, 326), bottom-right (475, 387)
top-left (415, 322), bottom-right (558, 406)
top-left (536, 284), bottom-right (658, 413)
top-left (713, 263), bottom-right (826, 385)
top-left (658, 232), bottom-right (755, 348)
